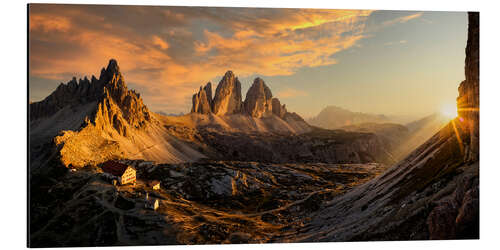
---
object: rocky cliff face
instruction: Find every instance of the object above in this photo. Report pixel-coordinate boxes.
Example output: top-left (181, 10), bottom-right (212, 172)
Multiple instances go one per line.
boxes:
top-left (30, 59), bottom-right (151, 129)
top-left (457, 12), bottom-right (479, 162)
top-left (243, 78), bottom-right (273, 118)
top-left (425, 12), bottom-right (479, 240)
top-left (212, 71), bottom-right (243, 115)
top-left (92, 59), bottom-right (151, 133)
top-left (271, 98), bottom-right (287, 118)
top-left (190, 71), bottom-right (306, 125)
top-left (192, 82), bottom-right (213, 114)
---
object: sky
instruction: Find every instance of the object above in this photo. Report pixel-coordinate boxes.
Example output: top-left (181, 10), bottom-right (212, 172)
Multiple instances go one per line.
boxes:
top-left (28, 4), bottom-right (468, 120)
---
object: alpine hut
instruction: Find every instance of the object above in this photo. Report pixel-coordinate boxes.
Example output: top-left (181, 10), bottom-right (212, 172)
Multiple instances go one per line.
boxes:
top-left (101, 160), bottom-right (136, 185)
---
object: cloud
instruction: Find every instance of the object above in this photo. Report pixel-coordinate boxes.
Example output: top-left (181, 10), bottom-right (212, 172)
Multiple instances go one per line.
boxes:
top-left (152, 35), bottom-right (169, 50)
top-left (399, 13), bottom-right (423, 23)
top-left (382, 12), bottom-right (423, 27)
top-left (29, 14), bottom-right (71, 32)
top-left (28, 5), bottom-right (373, 113)
top-left (277, 88), bottom-right (309, 99)
top-left (384, 40), bottom-right (408, 46)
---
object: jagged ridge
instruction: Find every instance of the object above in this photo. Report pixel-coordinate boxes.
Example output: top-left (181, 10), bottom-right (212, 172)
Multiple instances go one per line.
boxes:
top-left (30, 59), bottom-right (151, 134)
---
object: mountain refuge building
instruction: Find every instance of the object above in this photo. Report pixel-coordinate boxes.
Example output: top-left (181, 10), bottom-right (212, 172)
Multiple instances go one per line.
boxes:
top-left (101, 160), bottom-right (136, 185)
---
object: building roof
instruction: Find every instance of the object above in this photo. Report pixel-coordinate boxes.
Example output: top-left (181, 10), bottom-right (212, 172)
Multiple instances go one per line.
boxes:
top-left (102, 161), bottom-right (132, 176)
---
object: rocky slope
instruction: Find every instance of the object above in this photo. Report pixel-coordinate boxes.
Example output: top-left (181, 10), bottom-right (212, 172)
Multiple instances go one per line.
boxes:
top-left (29, 159), bottom-right (388, 247)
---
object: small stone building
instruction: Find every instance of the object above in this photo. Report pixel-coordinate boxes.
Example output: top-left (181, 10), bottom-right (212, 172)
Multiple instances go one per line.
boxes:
top-left (101, 160), bottom-right (136, 185)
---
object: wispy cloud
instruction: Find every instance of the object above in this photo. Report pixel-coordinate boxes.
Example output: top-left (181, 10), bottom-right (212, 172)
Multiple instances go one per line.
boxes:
top-left (382, 12), bottom-right (423, 27)
top-left (152, 35), bottom-right (169, 50)
top-left (384, 40), bottom-right (408, 46)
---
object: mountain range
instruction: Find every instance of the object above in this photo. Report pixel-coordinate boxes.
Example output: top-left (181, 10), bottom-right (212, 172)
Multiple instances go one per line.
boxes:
top-left (30, 60), bottom-right (397, 173)
top-left (308, 106), bottom-right (390, 129)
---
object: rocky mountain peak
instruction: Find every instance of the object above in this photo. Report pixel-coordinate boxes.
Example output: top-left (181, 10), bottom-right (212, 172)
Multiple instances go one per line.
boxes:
top-left (30, 59), bottom-right (151, 134)
top-left (99, 59), bottom-right (127, 96)
top-left (192, 82), bottom-right (213, 114)
top-left (271, 98), bottom-right (287, 118)
top-left (212, 70), bottom-right (243, 115)
top-left (189, 71), bottom-right (306, 123)
top-left (204, 82), bottom-right (213, 106)
top-left (243, 77), bottom-right (273, 118)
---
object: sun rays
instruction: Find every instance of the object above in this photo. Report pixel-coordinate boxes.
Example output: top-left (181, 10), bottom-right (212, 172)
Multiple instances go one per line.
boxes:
top-left (440, 103), bottom-right (458, 119)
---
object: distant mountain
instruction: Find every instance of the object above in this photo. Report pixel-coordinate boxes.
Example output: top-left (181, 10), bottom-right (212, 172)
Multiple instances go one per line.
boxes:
top-left (338, 113), bottom-right (450, 161)
top-left (405, 113), bottom-right (449, 133)
top-left (156, 111), bottom-right (184, 117)
top-left (308, 106), bottom-right (390, 129)
top-left (340, 122), bottom-right (409, 160)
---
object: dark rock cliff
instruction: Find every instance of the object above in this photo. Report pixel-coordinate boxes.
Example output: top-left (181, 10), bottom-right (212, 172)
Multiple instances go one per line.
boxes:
top-left (457, 12), bottom-right (479, 162)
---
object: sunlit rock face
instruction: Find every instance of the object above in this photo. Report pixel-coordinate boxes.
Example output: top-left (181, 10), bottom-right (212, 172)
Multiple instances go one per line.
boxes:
top-left (192, 82), bottom-right (213, 114)
top-left (30, 59), bottom-right (151, 128)
top-left (271, 98), bottom-right (287, 118)
top-left (212, 71), bottom-right (243, 115)
top-left (457, 12), bottom-right (479, 161)
top-left (243, 78), bottom-right (273, 118)
top-left (96, 59), bottom-right (151, 130)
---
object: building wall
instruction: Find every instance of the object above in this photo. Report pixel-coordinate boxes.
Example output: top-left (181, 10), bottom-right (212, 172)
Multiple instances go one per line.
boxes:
top-left (120, 167), bottom-right (136, 185)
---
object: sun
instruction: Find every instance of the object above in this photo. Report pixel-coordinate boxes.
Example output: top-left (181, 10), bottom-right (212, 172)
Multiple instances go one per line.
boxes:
top-left (440, 103), bottom-right (458, 119)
